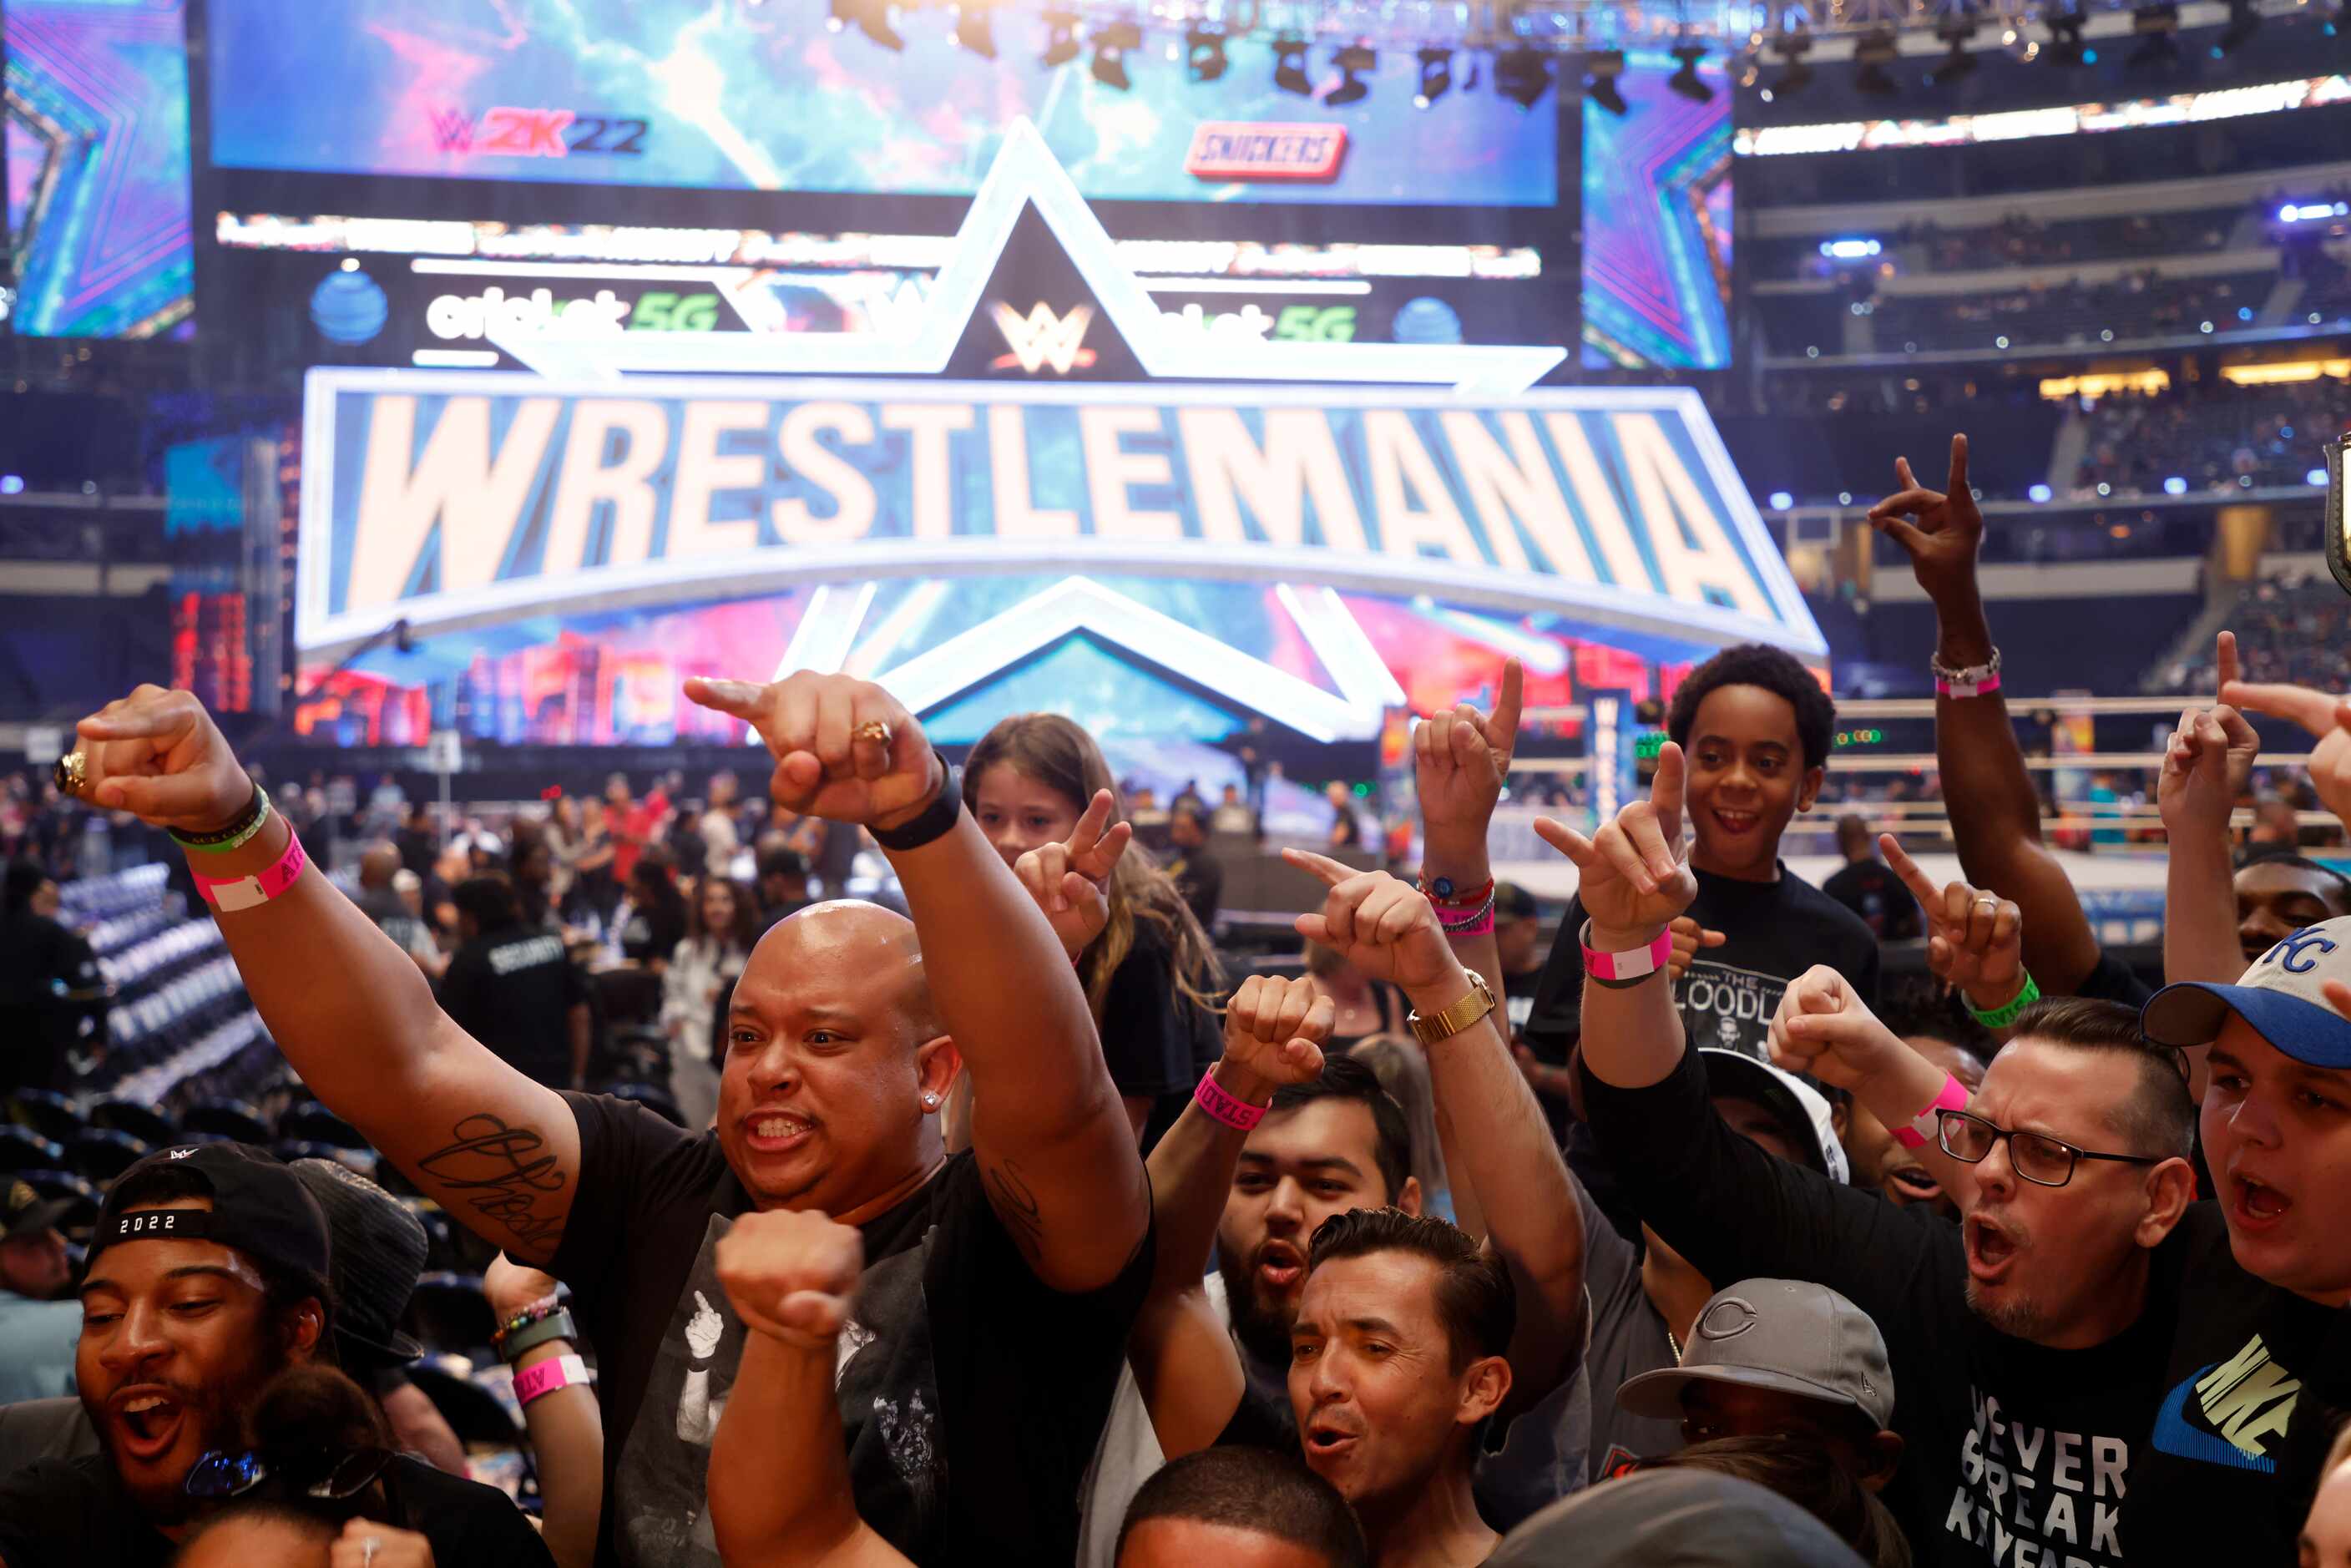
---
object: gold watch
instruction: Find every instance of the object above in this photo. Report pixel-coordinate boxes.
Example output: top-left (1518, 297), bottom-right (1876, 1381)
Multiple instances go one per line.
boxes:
top-left (1408, 972), bottom-right (1499, 1048)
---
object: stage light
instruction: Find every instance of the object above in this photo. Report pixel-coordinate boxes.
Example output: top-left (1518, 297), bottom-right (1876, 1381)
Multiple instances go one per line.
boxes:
top-left (1414, 47), bottom-right (1453, 107)
top-left (2126, 6), bottom-right (2181, 67)
top-left (1090, 20), bottom-right (1140, 89)
top-left (2029, 483), bottom-right (2053, 503)
top-left (1931, 23), bottom-right (1979, 83)
top-left (2313, 468), bottom-right (2333, 487)
top-left (827, 0), bottom-right (851, 31)
top-left (1273, 34), bottom-right (1313, 95)
top-left (1769, 32), bottom-right (1814, 94)
top-left (953, 3), bottom-right (995, 58)
top-left (0, 476), bottom-right (22, 496)
top-left (1853, 28), bottom-right (1900, 96)
top-left (1669, 40), bottom-right (1712, 100)
top-left (2217, 0), bottom-right (2261, 53)
top-left (1768, 490), bottom-right (1794, 510)
top-left (1584, 50), bottom-right (1627, 114)
top-left (1041, 8), bottom-right (1080, 65)
top-left (1494, 46), bottom-right (1552, 109)
top-left (1186, 26), bottom-right (1227, 82)
top-left (2164, 476), bottom-right (2189, 495)
top-left (1325, 44), bottom-right (1375, 105)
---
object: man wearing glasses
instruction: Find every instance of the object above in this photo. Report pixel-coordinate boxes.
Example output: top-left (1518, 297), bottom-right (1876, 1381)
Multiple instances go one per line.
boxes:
top-left (1544, 747), bottom-right (2214, 1568)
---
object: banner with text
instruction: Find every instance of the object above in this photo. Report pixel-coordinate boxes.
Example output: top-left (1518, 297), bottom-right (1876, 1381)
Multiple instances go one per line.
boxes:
top-left (297, 370), bottom-right (1819, 661)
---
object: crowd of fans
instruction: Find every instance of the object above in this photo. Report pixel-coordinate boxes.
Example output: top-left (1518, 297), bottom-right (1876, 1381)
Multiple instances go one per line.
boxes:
top-left (3, 429), bottom-right (2351, 1568)
top-left (2071, 373), bottom-right (2351, 498)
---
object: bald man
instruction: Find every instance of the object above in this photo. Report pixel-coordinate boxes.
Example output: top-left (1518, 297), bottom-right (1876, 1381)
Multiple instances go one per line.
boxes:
top-left (353, 840), bottom-right (442, 979)
top-left (64, 672), bottom-right (1153, 1568)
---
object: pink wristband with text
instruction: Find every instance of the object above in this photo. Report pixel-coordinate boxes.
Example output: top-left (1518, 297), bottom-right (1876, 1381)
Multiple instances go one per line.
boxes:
top-left (513, 1353), bottom-right (592, 1408)
top-left (192, 833), bottom-right (306, 914)
top-left (1195, 1068), bottom-right (1269, 1131)
top-left (1936, 672), bottom-right (2001, 699)
top-left (1582, 923), bottom-right (1674, 983)
top-left (1892, 1073), bottom-right (1972, 1149)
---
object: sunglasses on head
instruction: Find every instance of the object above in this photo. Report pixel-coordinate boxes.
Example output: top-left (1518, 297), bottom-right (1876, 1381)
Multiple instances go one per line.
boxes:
top-left (185, 1446), bottom-right (397, 1502)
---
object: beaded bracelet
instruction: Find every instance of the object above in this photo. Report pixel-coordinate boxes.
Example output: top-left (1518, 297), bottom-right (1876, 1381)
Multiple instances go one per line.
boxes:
top-left (499, 1308), bottom-right (579, 1363)
top-left (171, 785), bottom-right (273, 855)
top-left (492, 1292), bottom-right (566, 1350)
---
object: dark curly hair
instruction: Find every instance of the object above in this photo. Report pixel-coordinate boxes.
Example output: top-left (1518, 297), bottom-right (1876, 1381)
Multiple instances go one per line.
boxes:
top-left (1666, 645), bottom-right (1837, 773)
top-left (1306, 1206), bottom-right (1514, 1371)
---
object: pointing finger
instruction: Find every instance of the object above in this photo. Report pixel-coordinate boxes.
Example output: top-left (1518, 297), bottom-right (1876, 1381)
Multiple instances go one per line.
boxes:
top-left (1491, 658), bottom-right (1524, 761)
top-left (1651, 742), bottom-right (1686, 843)
top-left (681, 677), bottom-right (766, 720)
top-left (2222, 679), bottom-right (2340, 735)
top-left (1282, 847), bottom-right (1357, 888)
top-left (1531, 817), bottom-right (1599, 868)
top-left (694, 1291), bottom-right (712, 1313)
top-left (1947, 432), bottom-right (1970, 498)
top-left (2215, 630), bottom-right (2239, 696)
top-left (1878, 834), bottom-right (1939, 906)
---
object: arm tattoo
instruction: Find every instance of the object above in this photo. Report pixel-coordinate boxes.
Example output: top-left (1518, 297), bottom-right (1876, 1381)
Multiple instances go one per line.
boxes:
top-left (417, 1113), bottom-right (569, 1254)
top-left (983, 1158), bottom-right (1046, 1267)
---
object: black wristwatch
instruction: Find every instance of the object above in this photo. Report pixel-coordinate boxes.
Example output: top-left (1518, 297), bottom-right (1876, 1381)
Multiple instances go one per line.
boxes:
top-left (869, 751), bottom-right (963, 852)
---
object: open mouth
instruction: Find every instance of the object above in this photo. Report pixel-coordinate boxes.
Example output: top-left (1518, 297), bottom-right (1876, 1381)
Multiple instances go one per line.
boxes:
top-left (1709, 807), bottom-right (1762, 838)
top-left (111, 1390), bottom-right (187, 1463)
top-left (1305, 1422), bottom-right (1360, 1460)
top-left (1255, 1241), bottom-right (1306, 1293)
top-left (1887, 1166), bottom-right (1943, 1201)
top-left (2232, 1172), bottom-right (2294, 1233)
top-left (743, 1110), bottom-right (817, 1155)
top-left (1965, 1214), bottom-right (2019, 1282)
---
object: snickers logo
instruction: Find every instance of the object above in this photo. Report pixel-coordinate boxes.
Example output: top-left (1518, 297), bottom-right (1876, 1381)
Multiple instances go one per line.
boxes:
top-left (1184, 124), bottom-right (1348, 182)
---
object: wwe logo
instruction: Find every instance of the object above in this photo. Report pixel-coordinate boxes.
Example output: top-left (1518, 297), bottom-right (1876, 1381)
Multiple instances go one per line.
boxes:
top-left (427, 108), bottom-right (476, 153)
top-left (989, 302), bottom-right (1097, 374)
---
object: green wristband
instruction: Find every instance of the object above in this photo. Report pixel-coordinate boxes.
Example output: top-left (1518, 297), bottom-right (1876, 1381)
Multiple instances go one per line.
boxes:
top-left (1969, 970), bottom-right (2040, 1029)
top-left (171, 786), bottom-right (272, 855)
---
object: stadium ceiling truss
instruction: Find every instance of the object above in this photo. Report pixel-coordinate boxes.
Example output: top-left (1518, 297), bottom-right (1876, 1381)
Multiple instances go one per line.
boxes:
top-left (973, 0), bottom-right (2315, 63)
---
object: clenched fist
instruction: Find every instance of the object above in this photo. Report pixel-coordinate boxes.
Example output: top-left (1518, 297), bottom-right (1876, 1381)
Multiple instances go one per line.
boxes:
top-left (715, 1208), bottom-right (866, 1352)
top-left (685, 672), bottom-right (937, 832)
top-left (72, 685), bottom-right (253, 833)
top-left (1217, 974), bottom-right (1334, 1106)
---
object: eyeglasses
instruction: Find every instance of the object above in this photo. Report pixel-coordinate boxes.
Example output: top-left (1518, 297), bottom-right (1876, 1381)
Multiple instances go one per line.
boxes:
top-left (1936, 1109), bottom-right (2164, 1189)
top-left (185, 1446), bottom-right (397, 1502)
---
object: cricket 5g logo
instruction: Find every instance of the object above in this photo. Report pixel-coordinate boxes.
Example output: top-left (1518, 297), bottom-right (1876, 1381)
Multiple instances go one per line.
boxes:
top-left (427, 107), bottom-right (650, 159)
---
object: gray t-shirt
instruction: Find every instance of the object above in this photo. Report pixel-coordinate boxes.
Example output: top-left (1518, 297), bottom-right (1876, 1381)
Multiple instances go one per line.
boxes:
top-left (1578, 1176), bottom-right (1682, 1483)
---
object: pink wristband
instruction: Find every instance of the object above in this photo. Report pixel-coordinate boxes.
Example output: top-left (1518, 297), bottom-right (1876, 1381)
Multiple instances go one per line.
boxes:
top-left (1892, 1073), bottom-right (1971, 1149)
top-left (192, 833), bottom-right (306, 914)
top-left (513, 1353), bottom-right (591, 1407)
top-left (1936, 672), bottom-right (2001, 699)
top-left (1582, 923), bottom-right (1674, 983)
top-left (1195, 1067), bottom-right (1269, 1131)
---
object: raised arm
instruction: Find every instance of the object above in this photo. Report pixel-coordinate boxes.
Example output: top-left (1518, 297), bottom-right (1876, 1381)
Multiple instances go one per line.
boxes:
top-left (484, 1255), bottom-right (602, 1568)
top-left (1128, 978), bottom-right (1330, 1456)
top-left (709, 1210), bottom-right (912, 1568)
top-left (2222, 677), bottom-right (2351, 839)
top-left (1771, 967), bottom-right (1974, 1203)
top-left (1878, 835), bottom-right (2030, 1047)
top-left (1284, 849), bottom-right (1585, 1420)
top-left (1868, 434), bottom-right (2101, 995)
top-left (71, 686), bottom-right (579, 1264)
top-left (684, 675), bottom-right (1146, 1296)
top-left (2161, 637), bottom-right (2261, 1015)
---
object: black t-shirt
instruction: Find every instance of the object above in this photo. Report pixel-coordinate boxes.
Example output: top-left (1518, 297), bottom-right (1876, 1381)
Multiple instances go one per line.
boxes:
top-left (619, 900), bottom-right (688, 967)
top-left (1097, 920), bottom-right (1221, 1149)
top-left (1524, 864), bottom-right (1881, 1070)
top-left (2073, 948), bottom-right (2156, 1009)
top-left (1583, 1043), bottom-right (2314, 1568)
top-left (1166, 847), bottom-right (1224, 930)
top-left (549, 1091), bottom-right (1153, 1567)
top-left (0, 910), bottom-right (101, 1095)
top-left (0, 1450), bottom-right (552, 1568)
top-left (1821, 859), bottom-right (1924, 941)
top-left (438, 928), bottom-right (590, 1090)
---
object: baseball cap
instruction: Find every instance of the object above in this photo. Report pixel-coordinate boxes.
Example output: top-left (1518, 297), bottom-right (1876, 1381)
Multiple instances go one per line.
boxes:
top-left (2141, 917), bottom-right (2351, 1069)
top-left (3, 1177), bottom-right (72, 1242)
top-left (1615, 1278), bottom-right (1895, 1431)
top-left (1701, 1050), bottom-right (1849, 1186)
top-left (291, 1159), bottom-right (427, 1365)
top-left (1494, 882), bottom-right (1540, 923)
top-left (88, 1142), bottom-right (331, 1295)
top-left (1487, 1469), bottom-right (1867, 1567)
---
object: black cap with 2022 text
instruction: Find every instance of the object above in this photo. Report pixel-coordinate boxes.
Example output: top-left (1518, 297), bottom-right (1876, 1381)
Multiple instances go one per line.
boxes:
top-left (87, 1142), bottom-right (331, 1291)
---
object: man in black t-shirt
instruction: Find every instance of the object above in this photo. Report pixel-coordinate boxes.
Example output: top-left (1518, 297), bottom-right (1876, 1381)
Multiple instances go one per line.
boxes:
top-left (438, 873), bottom-right (591, 1091)
top-left (0, 1142), bottom-right (548, 1568)
top-left (1554, 750), bottom-right (2235, 1567)
top-left (1524, 644), bottom-right (1878, 1074)
top-left (1820, 814), bottom-right (1923, 942)
top-left (1165, 805), bottom-right (1224, 930)
top-left (62, 672), bottom-right (1153, 1568)
top-left (0, 857), bottom-right (105, 1096)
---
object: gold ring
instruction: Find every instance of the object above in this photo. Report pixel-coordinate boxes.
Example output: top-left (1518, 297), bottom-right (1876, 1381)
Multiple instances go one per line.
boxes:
top-left (852, 720), bottom-right (893, 747)
top-left (53, 751), bottom-right (88, 798)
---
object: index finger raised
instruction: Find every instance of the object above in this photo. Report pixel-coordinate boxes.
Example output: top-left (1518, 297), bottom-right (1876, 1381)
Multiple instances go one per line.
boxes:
top-left (1878, 833), bottom-right (1939, 905)
top-left (2222, 679), bottom-right (2340, 735)
top-left (1490, 657), bottom-right (1524, 759)
top-left (1066, 788), bottom-right (1115, 857)
top-left (1651, 741), bottom-right (1686, 841)
top-left (1282, 847), bottom-right (1357, 889)
top-left (1945, 432), bottom-right (1970, 497)
top-left (2215, 630), bottom-right (2239, 696)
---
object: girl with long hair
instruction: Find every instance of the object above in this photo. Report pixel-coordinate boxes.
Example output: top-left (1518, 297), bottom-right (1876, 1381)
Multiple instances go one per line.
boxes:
top-left (963, 713), bottom-right (1224, 1147)
top-left (661, 875), bottom-right (761, 1130)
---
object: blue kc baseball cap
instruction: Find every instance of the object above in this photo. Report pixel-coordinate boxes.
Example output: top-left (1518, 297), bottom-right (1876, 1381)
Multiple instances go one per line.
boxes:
top-left (2141, 916), bottom-right (2351, 1070)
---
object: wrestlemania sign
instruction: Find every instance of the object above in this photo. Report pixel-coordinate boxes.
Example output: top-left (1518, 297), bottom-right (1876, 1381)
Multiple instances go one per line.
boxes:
top-left (296, 370), bottom-right (1822, 661)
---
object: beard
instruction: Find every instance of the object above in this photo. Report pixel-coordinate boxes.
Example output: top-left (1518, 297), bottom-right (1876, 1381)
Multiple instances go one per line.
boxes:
top-left (88, 1344), bottom-right (291, 1527)
top-left (1216, 1246), bottom-right (1297, 1373)
top-left (1964, 1277), bottom-right (2053, 1342)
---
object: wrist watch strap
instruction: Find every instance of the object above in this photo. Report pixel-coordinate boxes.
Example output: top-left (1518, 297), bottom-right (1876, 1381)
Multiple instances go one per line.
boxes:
top-left (1408, 973), bottom-right (1497, 1048)
top-left (869, 752), bottom-right (963, 852)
